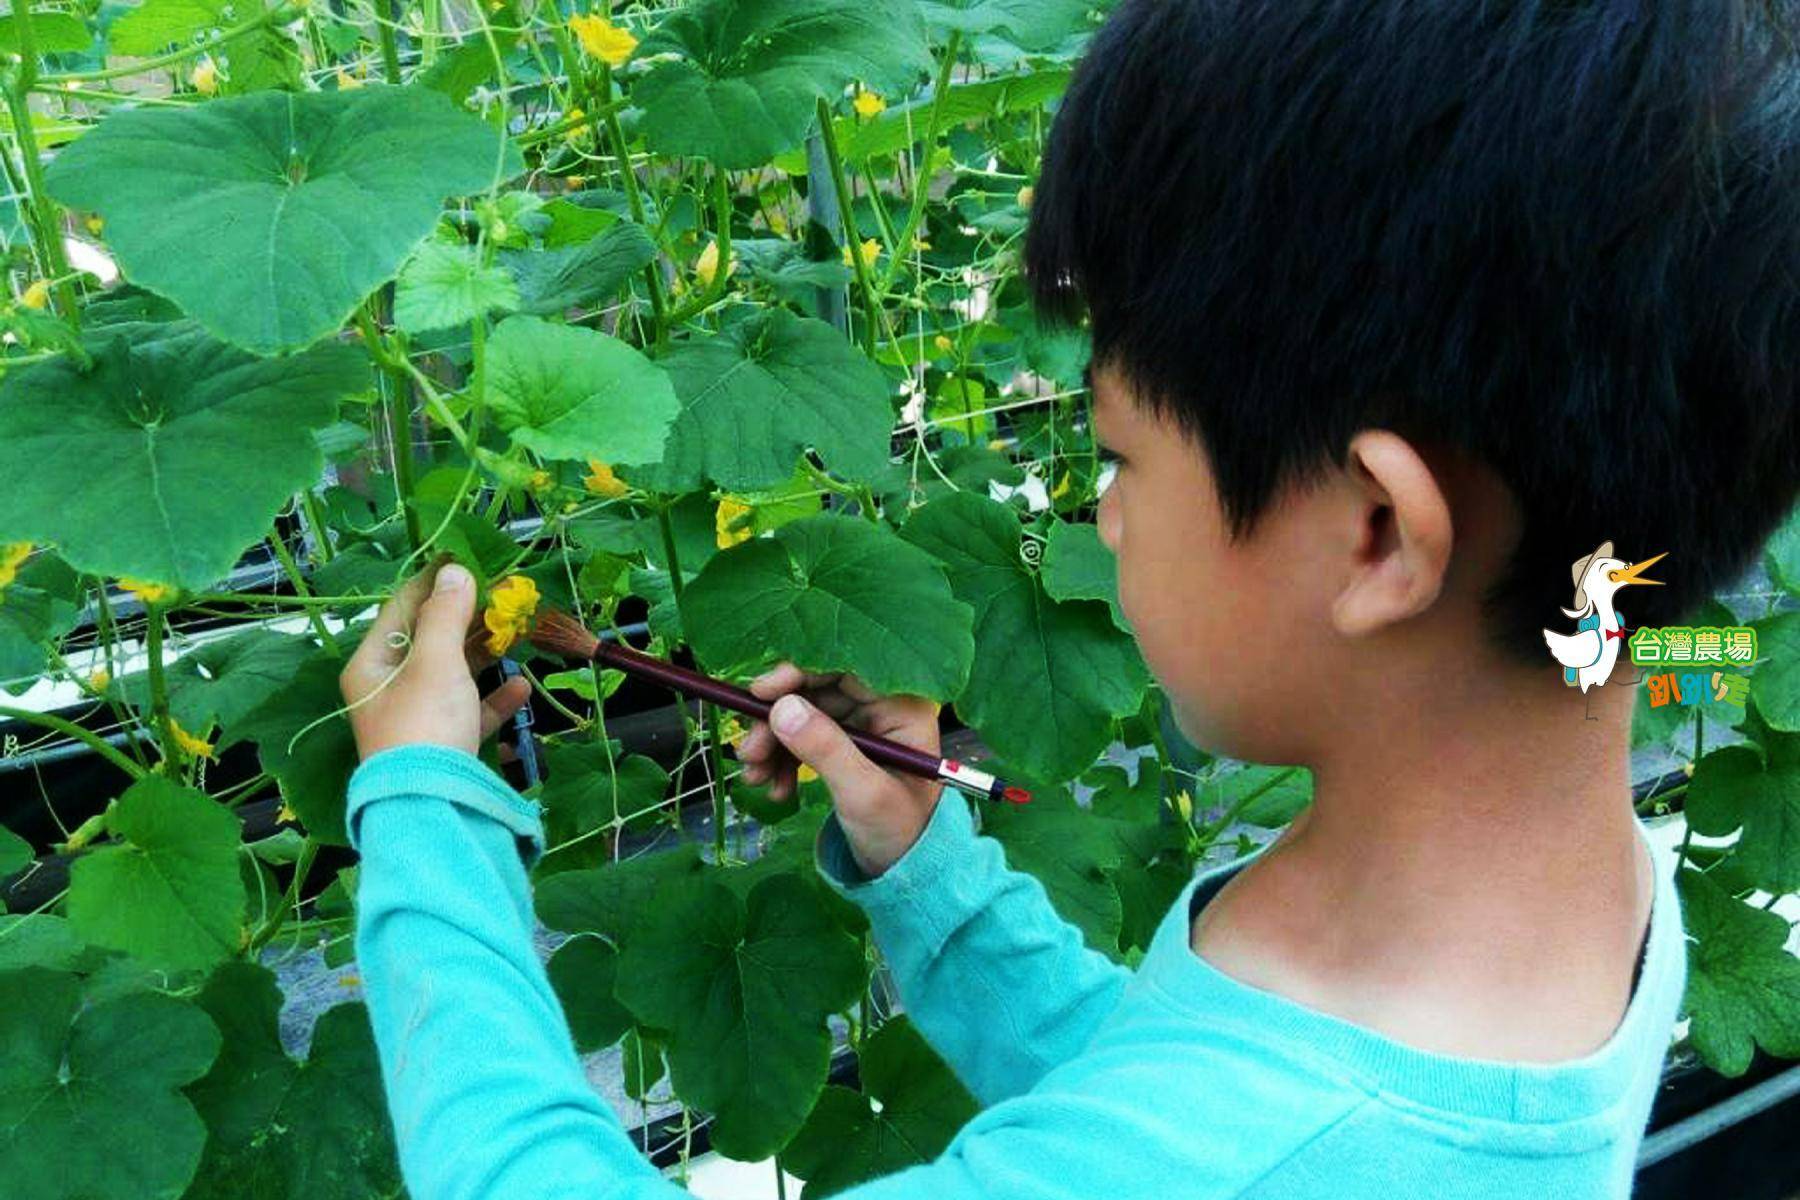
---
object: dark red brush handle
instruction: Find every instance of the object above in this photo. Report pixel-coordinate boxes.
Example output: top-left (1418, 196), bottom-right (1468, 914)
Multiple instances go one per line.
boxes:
top-left (590, 638), bottom-right (947, 781)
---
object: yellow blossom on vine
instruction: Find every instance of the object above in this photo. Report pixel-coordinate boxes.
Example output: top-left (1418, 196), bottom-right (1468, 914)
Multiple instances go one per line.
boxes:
top-left (192, 55), bottom-right (219, 95)
top-left (1173, 788), bottom-right (1194, 823)
top-left (169, 716), bottom-right (216, 760)
top-left (720, 713), bottom-right (746, 748)
top-left (528, 469), bottom-right (553, 491)
top-left (584, 459), bottom-right (630, 497)
top-left (766, 209), bottom-right (790, 236)
top-left (277, 799), bottom-right (298, 823)
top-left (715, 495), bottom-right (754, 548)
top-left (482, 574), bottom-right (540, 655)
top-left (569, 13), bottom-right (637, 66)
top-left (695, 238), bottom-right (734, 288)
top-left (852, 89), bottom-right (886, 118)
top-left (87, 668), bottom-right (110, 692)
top-left (1017, 185), bottom-right (1034, 208)
top-left (797, 763), bottom-right (819, 783)
top-left (841, 237), bottom-right (880, 270)
top-left (566, 174), bottom-right (588, 191)
top-left (987, 438), bottom-right (1009, 452)
top-left (119, 576), bottom-right (176, 605)
top-left (20, 280), bottom-right (50, 309)
top-left (0, 541), bottom-right (32, 594)
top-left (934, 334), bottom-right (954, 354)
top-left (84, 213), bottom-right (103, 235)
top-left (335, 68), bottom-right (363, 90)
top-left (1051, 470), bottom-right (1071, 500)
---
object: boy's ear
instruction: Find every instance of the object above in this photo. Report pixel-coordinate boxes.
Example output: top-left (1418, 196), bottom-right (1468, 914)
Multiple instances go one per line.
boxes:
top-left (1330, 430), bottom-right (1454, 639)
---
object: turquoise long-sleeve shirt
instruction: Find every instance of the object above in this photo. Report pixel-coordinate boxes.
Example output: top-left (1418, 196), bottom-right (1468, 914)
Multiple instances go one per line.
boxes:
top-left (346, 741), bottom-right (1686, 1199)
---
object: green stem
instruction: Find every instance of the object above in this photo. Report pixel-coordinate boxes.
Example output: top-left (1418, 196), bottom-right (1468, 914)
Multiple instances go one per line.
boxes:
top-left (144, 606), bottom-right (180, 771)
top-left (654, 500), bottom-right (685, 606)
top-left (374, 0), bottom-right (403, 84)
top-left (593, 63), bottom-right (670, 350)
top-left (43, 4), bottom-right (280, 84)
top-left (298, 488), bottom-right (336, 564)
top-left (267, 528), bottom-right (342, 654)
top-left (874, 30), bottom-right (962, 296)
top-left (0, 705), bottom-right (147, 779)
top-left (247, 839), bottom-right (319, 953)
top-left (42, 643), bottom-right (150, 770)
top-left (815, 96), bottom-right (882, 357)
top-left (665, 168), bottom-right (735, 328)
top-left (704, 703), bottom-right (729, 861)
top-left (2, 18), bottom-right (80, 327)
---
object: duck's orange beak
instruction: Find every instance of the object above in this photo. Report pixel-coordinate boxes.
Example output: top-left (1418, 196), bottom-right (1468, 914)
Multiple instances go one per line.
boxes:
top-left (1608, 551), bottom-right (1667, 587)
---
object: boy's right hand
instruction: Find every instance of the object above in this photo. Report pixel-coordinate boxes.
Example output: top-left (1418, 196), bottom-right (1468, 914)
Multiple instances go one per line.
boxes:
top-left (737, 662), bottom-right (945, 879)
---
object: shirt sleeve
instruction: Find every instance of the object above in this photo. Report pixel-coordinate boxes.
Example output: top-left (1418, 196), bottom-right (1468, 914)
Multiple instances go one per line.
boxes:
top-left (812, 787), bottom-right (1133, 1107)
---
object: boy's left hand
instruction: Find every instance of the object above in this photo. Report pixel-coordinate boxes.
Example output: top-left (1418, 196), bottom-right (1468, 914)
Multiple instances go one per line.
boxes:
top-left (339, 558), bottom-right (533, 761)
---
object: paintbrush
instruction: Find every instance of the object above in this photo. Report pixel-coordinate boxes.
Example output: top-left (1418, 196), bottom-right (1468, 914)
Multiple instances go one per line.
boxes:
top-left (525, 606), bottom-right (1032, 806)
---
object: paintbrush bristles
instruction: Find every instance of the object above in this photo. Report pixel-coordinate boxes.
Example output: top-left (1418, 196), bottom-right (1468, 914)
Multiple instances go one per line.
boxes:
top-left (527, 606), bottom-right (600, 660)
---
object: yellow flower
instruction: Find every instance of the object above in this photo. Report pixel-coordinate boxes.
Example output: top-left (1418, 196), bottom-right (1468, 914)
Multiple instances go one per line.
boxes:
top-left (120, 576), bottom-right (176, 605)
top-left (192, 55), bottom-right (218, 95)
top-left (566, 174), bottom-right (588, 191)
top-left (987, 438), bottom-right (1009, 452)
top-left (1017, 185), bottom-right (1034, 208)
top-left (482, 574), bottom-right (540, 655)
top-left (84, 213), bottom-right (103, 235)
top-left (933, 334), bottom-right (954, 354)
top-left (841, 237), bottom-right (880, 270)
top-left (20, 280), bottom-right (50, 309)
top-left (87, 668), bottom-right (110, 692)
top-left (569, 13), bottom-right (637, 67)
top-left (720, 713), bottom-right (746, 748)
top-left (277, 799), bottom-right (298, 823)
top-left (695, 238), bottom-right (734, 288)
top-left (169, 716), bottom-right (215, 760)
top-left (0, 541), bottom-right (31, 593)
top-left (583, 459), bottom-right (630, 498)
top-left (528, 468), bottom-right (552, 491)
top-left (1051, 470), bottom-right (1071, 500)
top-left (335, 68), bottom-right (363, 90)
top-left (767, 209), bottom-right (790, 236)
top-left (1173, 788), bottom-right (1194, 823)
top-left (797, 763), bottom-right (819, 784)
top-left (716, 496), bottom-right (754, 549)
top-left (852, 89), bottom-right (886, 118)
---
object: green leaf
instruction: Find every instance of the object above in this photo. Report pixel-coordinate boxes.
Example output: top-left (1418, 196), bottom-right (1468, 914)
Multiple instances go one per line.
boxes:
top-left (620, 1027), bottom-right (666, 1101)
top-left (0, 320), bottom-right (363, 589)
top-left (42, 84), bottom-right (522, 354)
top-left (980, 786), bottom-right (1126, 953)
top-left (620, 307), bottom-right (895, 493)
top-left (681, 512), bottom-right (975, 698)
top-left (498, 220), bottom-right (658, 316)
top-left (614, 873), bottom-right (867, 1160)
top-left (0, 9), bottom-right (90, 53)
top-left (632, 0), bottom-right (932, 169)
top-left (230, 647), bottom-right (362, 846)
top-left (1749, 611), bottom-right (1800, 732)
top-left (66, 775), bottom-right (247, 970)
top-left (116, 626), bottom-right (316, 748)
top-left (537, 739), bottom-right (670, 874)
top-left (901, 492), bottom-right (1150, 782)
top-left (1040, 518), bottom-right (1128, 632)
top-left (107, 0), bottom-right (226, 55)
top-left (1676, 867), bottom-right (1800, 1076)
top-left (0, 821), bottom-right (31, 875)
top-left (1211, 763), bottom-right (1314, 830)
top-left (916, 0), bottom-right (1091, 50)
top-left (0, 966), bottom-right (220, 1199)
top-left (184, 962), bottom-right (400, 1198)
top-left (783, 1016), bottom-right (978, 1196)
top-left (0, 549), bottom-right (83, 697)
top-left (484, 314), bottom-right (681, 463)
top-left (393, 240), bottom-right (522, 333)
top-left (545, 935), bottom-right (634, 1052)
top-left (0, 914), bottom-right (88, 972)
top-left (534, 842), bottom-right (706, 945)
top-left (1686, 737), bottom-right (1800, 895)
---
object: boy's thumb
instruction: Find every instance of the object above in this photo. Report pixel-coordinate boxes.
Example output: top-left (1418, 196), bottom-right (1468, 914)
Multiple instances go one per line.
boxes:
top-left (767, 694), bottom-right (885, 798)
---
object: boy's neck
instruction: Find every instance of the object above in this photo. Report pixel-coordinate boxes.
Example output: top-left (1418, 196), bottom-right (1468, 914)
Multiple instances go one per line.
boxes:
top-left (1194, 673), bottom-right (1654, 1061)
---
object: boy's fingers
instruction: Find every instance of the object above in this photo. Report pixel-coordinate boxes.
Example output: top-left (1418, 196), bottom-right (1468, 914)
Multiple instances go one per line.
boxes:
top-left (478, 676), bottom-right (532, 742)
top-left (346, 564), bottom-right (439, 678)
top-left (414, 564), bottom-right (478, 666)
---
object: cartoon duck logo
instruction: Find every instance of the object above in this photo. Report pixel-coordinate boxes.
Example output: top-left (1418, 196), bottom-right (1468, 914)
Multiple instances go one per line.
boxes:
top-left (1543, 540), bottom-right (1667, 697)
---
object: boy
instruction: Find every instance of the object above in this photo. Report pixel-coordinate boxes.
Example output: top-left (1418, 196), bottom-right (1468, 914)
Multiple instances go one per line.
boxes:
top-left (339, 1), bottom-right (1800, 1197)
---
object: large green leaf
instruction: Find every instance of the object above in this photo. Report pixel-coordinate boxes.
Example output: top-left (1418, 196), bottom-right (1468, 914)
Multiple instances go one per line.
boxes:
top-left (1676, 867), bottom-right (1800, 1076)
top-left (680, 511), bottom-right (975, 697)
top-left (484, 314), bottom-right (681, 463)
top-left (0, 549), bottom-right (82, 698)
top-left (545, 935), bottom-right (635, 1053)
top-left (42, 84), bottom-right (521, 354)
top-left (392, 239), bottom-right (522, 334)
top-left (783, 1016), bottom-right (978, 1196)
top-left (0, 320), bottom-right (364, 589)
top-left (1040, 517), bottom-right (1128, 631)
top-left (620, 308), bottom-right (896, 493)
top-left (498, 220), bottom-right (658, 316)
top-left (66, 775), bottom-right (247, 971)
top-left (534, 841), bottom-right (707, 945)
top-left (632, 0), bottom-right (932, 169)
top-left (536, 738), bottom-right (670, 875)
top-left (0, 821), bottom-right (30, 875)
top-left (0, 967), bottom-right (220, 1200)
top-left (1749, 611), bottom-right (1800, 732)
top-left (1686, 732), bottom-right (1800, 896)
top-left (107, 0), bottom-right (226, 55)
top-left (614, 872), bottom-right (867, 1160)
top-left (917, 0), bottom-right (1091, 50)
top-left (116, 626), bottom-right (316, 746)
top-left (184, 962), bottom-right (400, 1198)
top-left (901, 492), bottom-right (1150, 782)
top-left (981, 785), bottom-right (1127, 954)
top-left (229, 645), bottom-right (363, 846)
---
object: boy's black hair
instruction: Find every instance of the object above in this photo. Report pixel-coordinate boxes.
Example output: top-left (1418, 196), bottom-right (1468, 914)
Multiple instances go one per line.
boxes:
top-left (1025, 0), bottom-right (1800, 667)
